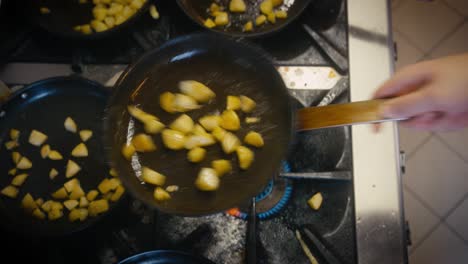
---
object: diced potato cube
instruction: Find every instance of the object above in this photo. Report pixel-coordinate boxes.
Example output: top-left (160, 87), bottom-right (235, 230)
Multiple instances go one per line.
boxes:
top-left (41, 200), bottom-right (53, 212)
top-left (144, 119), bottom-right (165, 134)
top-left (49, 168), bottom-right (58, 180)
top-left (275, 10), bottom-right (288, 19)
top-left (115, 15), bottom-right (127, 26)
top-left (8, 168), bottom-right (16, 176)
top-left (215, 12), bottom-right (229, 26)
top-left (160, 92), bottom-right (176, 113)
top-left (236, 146), bottom-right (254, 169)
top-left (209, 3), bottom-right (221, 14)
top-left (74, 25), bottom-right (82, 32)
top-left (63, 200), bottom-right (79, 211)
top-left (255, 15), bottom-right (267, 26)
top-left (69, 186), bottom-right (85, 200)
top-left (260, 0), bottom-right (273, 15)
top-left (199, 115), bottom-right (222, 131)
top-left (187, 147), bottom-right (206, 163)
top-left (221, 132), bottom-right (240, 154)
top-left (211, 159), bottom-right (232, 177)
top-left (227, 96), bottom-right (241, 110)
top-left (110, 185), bottom-right (125, 202)
top-left (10, 129), bottom-right (20, 140)
top-left (212, 127), bottom-right (227, 142)
top-left (308, 192), bottom-right (323, 210)
top-left (165, 185), bottom-right (179, 192)
top-left (243, 21), bottom-right (253, 32)
top-left (52, 187), bottom-right (68, 199)
top-left (244, 131), bottom-right (264, 147)
top-left (130, 0), bottom-right (144, 9)
top-left (91, 20), bottom-right (109, 32)
top-left (81, 24), bottom-right (92, 35)
top-left (121, 144), bottom-right (136, 160)
top-left (41, 144), bottom-right (50, 158)
top-left (195, 168), bottom-right (220, 191)
top-left (51, 201), bottom-right (64, 211)
top-left (69, 208), bottom-right (89, 222)
top-left (173, 93), bottom-right (200, 112)
top-left (21, 193), bottom-right (37, 211)
top-left (4, 140), bottom-right (18, 150)
top-left (92, 6), bottom-right (108, 21)
top-left (272, 0), bottom-right (283, 6)
top-left (35, 198), bottom-right (44, 206)
top-left (71, 143), bottom-right (88, 157)
top-left (98, 178), bottom-right (120, 194)
top-left (154, 187), bottom-right (171, 201)
top-left (64, 117), bottom-right (77, 133)
top-left (64, 178), bottom-right (80, 193)
top-left (221, 110), bottom-right (240, 131)
top-left (79, 130), bottom-right (93, 142)
top-left (1, 185), bottom-right (18, 198)
top-left (33, 208), bottom-right (46, 220)
top-left (66, 160), bottom-right (81, 178)
top-left (48, 150), bottom-right (63, 160)
top-left (102, 192), bottom-right (112, 201)
top-left (88, 199), bottom-right (109, 217)
top-left (179, 80), bottom-right (216, 103)
top-left (240, 95), bottom-right (256, 113)
top-left (127, 105), bottom-right (158, 123)
top-left (12, 173), bottom-right (29, 187)
top-left (204, 18), bottom-right (216, 28)
top-left (229, 0), bottom-right (246, 12)
top-left (161, 129), bottom-right (186, 150)
top-left (184, 134), bottom-right (216, 149)
top-left (17, 157), bottom-right (32, 169)
top-left (109, 168), bottom-right (118, 177)
top-left (267, 12), bottom-right (276, 24)
top-left (132, 133), bottom-right (157, 152)
top-left (48, 209), bottom-right (63, 221)
top-left (193, 124), bottom-right (207, 136)
top-left (108, 3), bottom-right (124, 15)
top-left (149, 4), bottom-right (160, 19)
top-left (12, 152), bottom-right (21, 164)
top-left (108, 178), bottom-right (121, 189)
top-left (245, 117), bottom-right (260, 124)
top-left (121, 6), bottom-right (135, 19)
top-left (142, 167), bottom-right (166, 186)
top-left (40, 7), bottom-right (51, 14)
top-left (86, 190), bottom-right (99, 201)
top-left (170, 114), bottom-right (194, 134)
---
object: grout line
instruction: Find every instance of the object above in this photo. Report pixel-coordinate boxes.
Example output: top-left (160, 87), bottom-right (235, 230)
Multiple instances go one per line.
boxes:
top-left (433, 133), bottom-right (468, 165)
top-left (441, 0), bottom-right (467, 18)
top-left (422, 17), bottom-right (467, 57)
top-left (409, 220), bottom-right (442, 255)
top-left (394, 29), bottom-right (428, 56)
top-left (404, 133), bottom-right (434, 161)
top-left (443, 220), bottom-right (468, 245)
top-left (403, 185), bottom-right (443, 218)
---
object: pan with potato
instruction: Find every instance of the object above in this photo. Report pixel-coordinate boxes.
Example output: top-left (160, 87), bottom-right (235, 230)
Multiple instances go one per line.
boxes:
top-left (0, 77), bottom-right (124, 236)
top-left (176, 0), bottom-right (311, 37)
top-left (105, 33), bottom-right (292, 215)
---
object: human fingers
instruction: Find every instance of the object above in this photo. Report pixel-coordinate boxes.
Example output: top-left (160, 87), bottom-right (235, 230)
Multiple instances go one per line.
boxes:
top-left (380, 89), bottom-right (434, 119)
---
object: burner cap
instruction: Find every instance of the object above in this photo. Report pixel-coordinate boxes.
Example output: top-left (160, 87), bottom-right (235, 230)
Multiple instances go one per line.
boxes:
top-left (226, 162), bottom-right (293, 220)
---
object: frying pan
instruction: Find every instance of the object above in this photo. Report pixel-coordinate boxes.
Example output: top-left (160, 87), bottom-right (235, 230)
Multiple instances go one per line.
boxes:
top-left (26, 0), bottom-right (151, 39)
top-left (105, 33), bottom-right (397, 216)
top-left (118, 250), bottom-right (215, 264)
top-left (176, 0), bottom-right (312, 38)
top-left (0, 76), bottom-right (123, 237)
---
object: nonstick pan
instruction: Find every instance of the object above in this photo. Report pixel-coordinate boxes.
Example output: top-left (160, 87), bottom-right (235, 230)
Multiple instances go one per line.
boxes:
top-left (105, 33), bottom-right (293, 216)
top-left (0, 76), bottom-right (123, 237)
top-left (118, 250), bottom-right (215, 264)
top-left (26, 0), bottom-right (151, 39)
top-left (176, 0), bottom-right (312, 38)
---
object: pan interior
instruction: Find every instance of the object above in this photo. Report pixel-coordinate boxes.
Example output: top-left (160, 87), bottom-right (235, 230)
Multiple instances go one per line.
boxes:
top-left (107, 34), bottom-right (292, 215)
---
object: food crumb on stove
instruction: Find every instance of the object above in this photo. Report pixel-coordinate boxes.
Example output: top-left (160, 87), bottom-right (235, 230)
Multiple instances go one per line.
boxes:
top-left (149, 4), bottom-right (160, 19)
top-left (165, 185), bottom-right (179, 193)
top-left (40, 7), bottom-right (51, 14)
top-left (49, 168), bottom-right (59, 180)
top-left (64, 117), bottom-right (78, 133)
top-left (307, 192), bottom-right (323, 210)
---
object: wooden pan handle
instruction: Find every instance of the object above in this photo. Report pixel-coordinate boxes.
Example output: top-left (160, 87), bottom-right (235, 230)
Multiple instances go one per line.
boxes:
top-left (297, 99), bottom-right (404, 131)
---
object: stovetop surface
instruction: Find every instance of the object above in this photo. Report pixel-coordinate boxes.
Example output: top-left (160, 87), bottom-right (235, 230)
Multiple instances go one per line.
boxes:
top-left (0, 1), bottom-right (356, 263)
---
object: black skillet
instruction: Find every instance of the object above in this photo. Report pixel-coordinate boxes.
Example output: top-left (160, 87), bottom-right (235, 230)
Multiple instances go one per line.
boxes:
top-left (105, 33), bottom-right (293, 216)
top-left (176, 0), bottom-right (312, 38)
top-left (119, 250), bottom-right (215, 264)
top-left (0, 76), bottom-right (123, 237)
top-left (26, 0), bottom-right (151, 39)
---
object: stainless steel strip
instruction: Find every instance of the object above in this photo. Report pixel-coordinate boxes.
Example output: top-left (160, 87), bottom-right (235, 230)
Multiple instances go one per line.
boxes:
top-left (279, 171), bottom-right (352, 181)
top-left (347, 0), bottom-right (407, 263)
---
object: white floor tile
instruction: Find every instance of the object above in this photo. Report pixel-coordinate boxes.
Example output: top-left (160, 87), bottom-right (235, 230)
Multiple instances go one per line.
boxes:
top-left (437, 128), bottom-right (468, 162)
top-left (431, 22), bottom-right (468, 58)
top-left (410, 224), bottom-right (468, 264)
top-left (392, 0), bottom-right (463, 53)
top-left (393, 31), bottom-right (424, 70)
top-left (398, 125), bottom-right (431, 156)
top-left (404, 137), bottom-right (468, 216)
top-left (447, 196), bottom-right (468, 241)
top-left (403, 188), bottom-right (440, 248)
top-left (445, 0), bottom-right (468, 16)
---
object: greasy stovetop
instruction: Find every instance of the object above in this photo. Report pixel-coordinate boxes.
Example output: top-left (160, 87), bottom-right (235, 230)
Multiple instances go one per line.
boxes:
top-left (0, 0), bottom-right (356, 263)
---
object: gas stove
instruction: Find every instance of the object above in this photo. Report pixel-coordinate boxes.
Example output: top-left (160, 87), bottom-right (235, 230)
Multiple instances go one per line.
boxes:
top-left (0, 1), bottom-right (407, 264)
